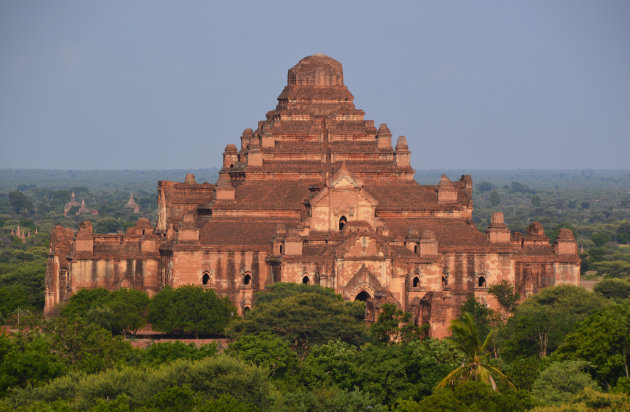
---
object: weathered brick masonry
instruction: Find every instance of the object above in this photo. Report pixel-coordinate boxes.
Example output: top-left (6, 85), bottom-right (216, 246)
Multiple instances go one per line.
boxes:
top-left (46, 54), bottom-right (580, 337)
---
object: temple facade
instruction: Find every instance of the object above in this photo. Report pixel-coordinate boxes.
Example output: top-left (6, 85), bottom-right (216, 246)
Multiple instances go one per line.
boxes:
top-left (46, 54), bottom-right (580, 337)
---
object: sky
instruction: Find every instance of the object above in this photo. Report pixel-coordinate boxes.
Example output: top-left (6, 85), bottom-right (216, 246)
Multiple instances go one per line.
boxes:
top-left (1, 1), bottom-right (629, 170)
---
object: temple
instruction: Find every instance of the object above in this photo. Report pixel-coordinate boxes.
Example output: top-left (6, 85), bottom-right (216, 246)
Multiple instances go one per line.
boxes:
top-left (45, 54), bottom-right (580, 336)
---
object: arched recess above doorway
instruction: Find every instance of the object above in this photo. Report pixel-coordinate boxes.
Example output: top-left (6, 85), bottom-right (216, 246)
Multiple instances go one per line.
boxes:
top-left (355, 290), bottom-right (372, 301)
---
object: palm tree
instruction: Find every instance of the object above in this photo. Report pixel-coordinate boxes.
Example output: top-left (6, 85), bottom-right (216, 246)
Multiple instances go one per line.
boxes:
top-left (437, 312), bottom-right (512, 390)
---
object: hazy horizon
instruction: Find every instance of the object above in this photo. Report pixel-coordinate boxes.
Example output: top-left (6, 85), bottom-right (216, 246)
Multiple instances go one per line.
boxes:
top-left (1, 1), bottom-right (629, 170)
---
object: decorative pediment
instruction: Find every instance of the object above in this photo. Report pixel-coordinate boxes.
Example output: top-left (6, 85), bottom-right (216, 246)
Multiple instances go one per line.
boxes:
top-left (343, 264), bottom-right (384, 299)
top-left (328, 162), bottom-right (362, 188)
top-left (335, 231), bottom-right (391, 259)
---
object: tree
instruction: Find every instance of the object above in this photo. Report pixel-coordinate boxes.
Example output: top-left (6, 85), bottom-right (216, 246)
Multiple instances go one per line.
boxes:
top-left (592, 232), bottom-right (612, 247)
top-left (94, 217), bottom-right (121, 234)
top-left (489, 191), bottom-right (501, 206)
top-left (488, 280), bottom-right (520, 314)
top-left (0, 334), bottom-right (66, 395)
top-left (226, 331), bottom-right (298, 380)
top-left (371, 303), bottom-right (422, 344)
top-left (531, 360), bottom-right (599, 406)
top-left (593, 278), bottom-right (630, 302)
top-left (142, 341), bottom-right (217, 365)
top-left (60, 288), bottom-right (111, 318)
top-left (45, 316), bottom-right (134, 374)
top-left (458, 295), bottom-right (499, 341)
top-left (300, 339), bottom-right (360, 390)
top-left (438, 312), bottom-right (511, 390)
top-left (594, 260), bottom-right (630, 279)
top-left (106, 288), bottom-right (149, 336)
top-left (148, 286), bottom-right (235, 338)
top-left (556, 303), bottom-right (630, 387)
top-left (405, 381), bottom-right (531, 412)
top-left (8, 190), bottom-right (32, 213)
top-left (399, 338), bottom-right (464, 398)
top-left (498, 286), bottom-right (606, 359)
top-left (531, 195), bottom-right (541, 207)
top-left (477, 182), bottom-right (495, 194)
top-left (228, 283), bottom-right (369, 355)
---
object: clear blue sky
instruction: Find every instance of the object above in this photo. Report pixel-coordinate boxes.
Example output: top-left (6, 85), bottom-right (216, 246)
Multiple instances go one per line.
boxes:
top-left (1, 1), bottom-right (629, 170)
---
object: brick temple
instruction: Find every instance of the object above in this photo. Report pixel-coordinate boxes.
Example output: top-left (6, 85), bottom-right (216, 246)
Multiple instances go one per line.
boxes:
top-left (46, 54), bottom-right (580, 336)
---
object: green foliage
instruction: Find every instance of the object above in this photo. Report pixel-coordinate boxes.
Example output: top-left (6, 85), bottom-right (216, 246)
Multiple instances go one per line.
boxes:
top-left (489, 190), bottom-right (500, 206)
top-left (531, 360), bottom-right (599, 406)
top-left (0, 285), bottom-right (31, 320)
top-left (226, 331), bottom-right (298, 380)
top-left (45, 316), bottom-right (135, 374)
top-left (371, 303), bottom-right (422, 344)
top-left (300, 339), bottom-right (360, 390)
top-left (592, 232), bottom-right (612, 247)
top-left (488, 280), bottom-right (520, 314)
top-left (0, 333), bottom-right (66, 396)
top-left (503, 356), bottom-right (546, 392)
top-left (595, 260), bottom-right (630, 279)
top-left (3, 356), bottom-right (276, 411)
top-left (279, 386), bottom-right (384, 412)
top-left (148, 285), bottom-right (235, 338)
top-left (61, 288), bottom-right (111, 318)
top-left (8, 191), bottom-right (33, 213)
top-left (140, 341), bottom-right (217, 366)
top-left (105, 288), bottom-right (149, 336)
top-left (0, 258), bottom-right (46, 312)
top-left (228, 283), bottom-right (369, 354)
top-left (531, 387), bottom-right (630, 412)
top-left (400, 381), bottom-right (531, 412)
top-left (593, 278), bottom-right (630, 301)
top-left (499, 286), bottom-right (606, 359)
top-left (400, 338), bottom-right (464, 398)
top-left (617, 222), bottom-right (630, 244)
top-left (532, 195), bottom-right (542, 207)
top-left (477, 181), bottom-right (495, 194)
top-left (556, 303), bottom-right (630, 387)
top-left (438, 312), bottom-right (510, 390)
top-left (458, 295), bottom-right (498, 340)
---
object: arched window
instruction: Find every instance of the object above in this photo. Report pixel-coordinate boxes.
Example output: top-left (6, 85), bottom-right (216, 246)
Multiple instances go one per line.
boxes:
top-left (442, 275), bottom-right (448, 288)
top-left (412, 276), bottom-right (420, 288)
top-left (243, 306), bottom-right (251, 313)
top-left (279, 244), bottom-right (283, 254)
top-left (202, 273), bottom-right (210, 285)
top-left (243, 274), bottom-right (251, 285)
top-left (414, 244), bottom-right (418, 253)
top-left (339, 216), bottom-right (347, 231)
top-left (355, 291), bottom-right (370, 301)
top-left (302, 275), bottom-right (310, 284)
top-left (478, 275), bottom-right (486, 288)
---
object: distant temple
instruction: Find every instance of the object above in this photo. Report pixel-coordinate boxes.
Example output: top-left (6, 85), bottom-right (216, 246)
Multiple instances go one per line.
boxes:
top-left (45, 55), bottom-right (580, 337)
top-left (63, 192), bottom-right (97, 216)
top-left (124, 193), bottom-right (140, 213)
top-left (63, 192), bottom-right (80, 216)
top-left (11, 224), bottom-right (34, 242)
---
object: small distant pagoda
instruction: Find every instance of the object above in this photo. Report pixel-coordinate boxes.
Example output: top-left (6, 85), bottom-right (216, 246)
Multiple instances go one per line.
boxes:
top-left (11, 224), bottom-right (31, 242)
top-left (63, 192), bottom-right (80, 216)
top-left (124, 193), bottom-right (140, 213)
top-left (76, 199), bottom-right (98, 216)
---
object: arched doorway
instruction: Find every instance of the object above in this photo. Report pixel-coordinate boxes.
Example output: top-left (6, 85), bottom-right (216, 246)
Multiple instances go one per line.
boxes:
top-left (355, 290), bottom-right (371, 301)
top-left (243, 274), bottom-right (251, 285)
top-left (302, 275), bottom-right (310, 284)
top-left (202, 273), bottom-right (210, 285)
top-left (339, 216), bottom-right (347, 231)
